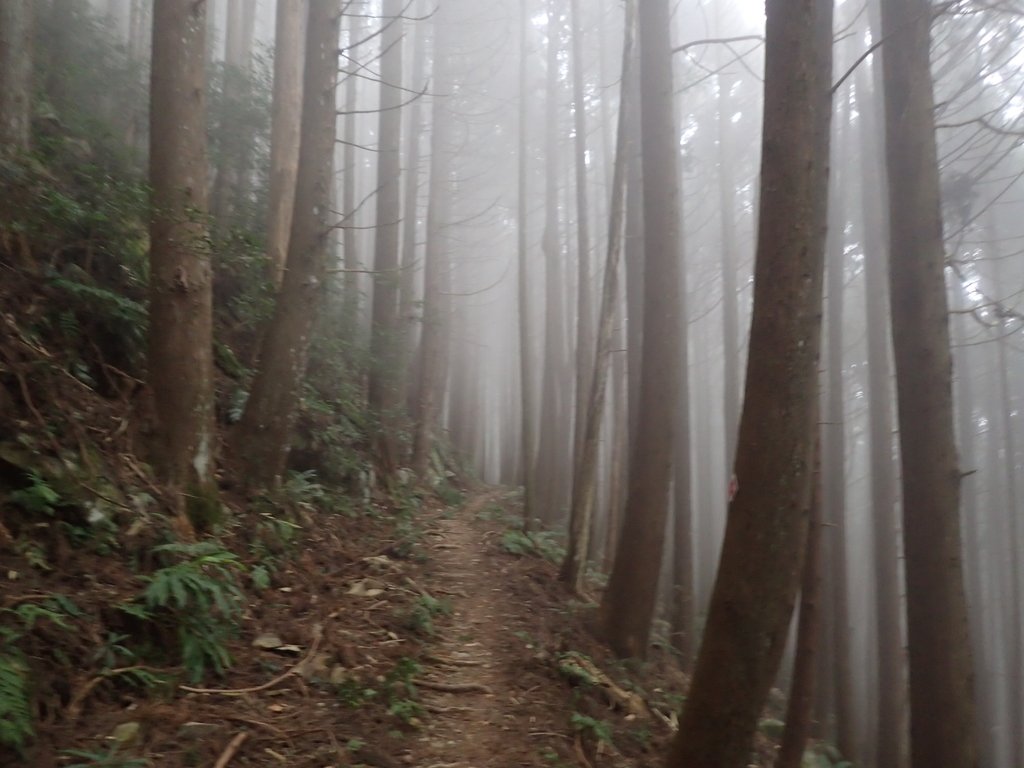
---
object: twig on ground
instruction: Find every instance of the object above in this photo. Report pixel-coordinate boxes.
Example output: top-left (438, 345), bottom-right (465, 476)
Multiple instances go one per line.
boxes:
top-left (423, 654), bottom-right (484, 667)
top-left (413, 679), bottom-right (493, 694)
top-left (573, 734), bottom-right (595, 768)
top-left (222, 715), bottom-right (291, 742)
top-left (181, 624), bottom-right (323, 696)
top-left (213, 732), bottom-right (249, 768)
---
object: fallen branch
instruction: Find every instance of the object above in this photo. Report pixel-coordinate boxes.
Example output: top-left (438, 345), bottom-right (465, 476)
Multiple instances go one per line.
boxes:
top-left (181, 624), bottom-right (323, 696)
top-left (424, 654), bottom-right (484, 668)
top-left (414, 679), bottom-right (493, 694)
top-left (213, 732), bottom-right (249, 768)
top-left (574, 734), bottom-right (595, 768)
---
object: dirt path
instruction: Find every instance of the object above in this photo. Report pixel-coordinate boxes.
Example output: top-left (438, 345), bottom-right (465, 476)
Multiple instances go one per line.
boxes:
top-left (408, 491), bottom-right (574, 768)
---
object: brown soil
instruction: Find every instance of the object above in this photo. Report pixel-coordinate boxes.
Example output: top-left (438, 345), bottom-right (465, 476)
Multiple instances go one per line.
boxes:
top-left (4, 486), bottom-right (695, 768)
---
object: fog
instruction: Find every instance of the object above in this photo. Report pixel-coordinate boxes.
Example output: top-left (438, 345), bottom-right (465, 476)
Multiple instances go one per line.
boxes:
top-left (61, 0), bottom-right (1024, 763)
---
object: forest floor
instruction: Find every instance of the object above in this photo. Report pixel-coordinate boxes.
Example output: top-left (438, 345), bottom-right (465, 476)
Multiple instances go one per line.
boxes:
top-left (8, 485), bottom-right (721, 768)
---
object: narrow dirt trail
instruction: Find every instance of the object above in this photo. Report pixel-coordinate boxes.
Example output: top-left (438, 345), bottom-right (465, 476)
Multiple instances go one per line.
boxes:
top-left (409, 491), bottom-right (572, 768)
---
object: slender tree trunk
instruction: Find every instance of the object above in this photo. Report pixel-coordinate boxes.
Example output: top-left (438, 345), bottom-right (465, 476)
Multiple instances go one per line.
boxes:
top-left (950, 279), bottom-right (992, 767)
top-left (569, 0), bottom-right (594, 460)
top-left (856, 58), bottom-right (908, 768)
top-left (148, 0), bottom-right (217, 529)
top-left (341, 7), bottom-right (362, 326)
top-left (0, 0), bottom-right (32, 152)
top-left (822, 124), bottom-right (858, 764)
top-left (533, 0), bottom-right (570, 523)
top-left (985, 231), bottom-right (1024, 763)
top-left (667, 0), bottom-right (833, 757)
top-left (232, 0), bottom-right (340, 486)
top-left (598, 0), bottom-right (681, 659)
top-left (266, 0), bottom-right (304, 287)
top-left (368, 0), bottom-right (405, 476)
top-left (560, 0), bottom-right (634, 592)
top-left (777, 437), bottom-right (824, 768)
top-left (879, 0), bottom-right (979, 760)
top-left (517, 0), bottom-right (537, 527)
top-left (716, 66), bottom-right (740, 476)
top-left (211, 0), bottom-right (256, 224)
top-left (398, 0), bottom-right (426, 412)
top-left (411, 2), bottom-right (452, 477)
top-left (668, 67), bottom-right (694, 669)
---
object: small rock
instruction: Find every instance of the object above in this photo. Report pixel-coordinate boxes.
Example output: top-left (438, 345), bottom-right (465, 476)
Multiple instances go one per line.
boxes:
top-left (252, 633), bottom-right (285, 650)
top-left (110, 721), bottom-right (141, 747)
top-left (178, 722), bottom-right (220, 740)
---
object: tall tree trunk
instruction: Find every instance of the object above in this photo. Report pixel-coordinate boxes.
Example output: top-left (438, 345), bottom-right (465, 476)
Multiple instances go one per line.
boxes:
top-left (950, 278), bottom-right (992, 767)
top-left (517, 0), bottom-right (537, 527)
top-left (668, 62), bottom-right (694, 669)
top-left (985, 231), bottom-right (1023, 763)
top-left (561, 0), bottom-right (634, 592)
top-left (232, 0), bottom-right (340, 486)
top-left (266, 0), bottom-right (304, 287)
top-left (533, 0), bottom-right (570, 524)
top-left (879, 0), bottom-right (979, 760)
top-left (411, 2), bottom-right (451, 477)
top-left (398, 0), bottom-right (426, 412)
top-left (341, 7), bottom-right (362, 326)
top-left (856, 58), bottom-right (908, 768)
top-left (211, 0), bottom-right (257, 224)
top-left (822, 120), bottom-right (857, 764)
top-left (368, 0), bottom-right (405, 476)
top-left (716, 65), bottom-right (740, 477)
top-left (598, 0), bottom-right (681, 659)
top-left (0, 0), bottom-right (32, 152)
top-left (667, 0), bottom-right (833, 758)
top-left (776, 437), bottom-right (824, 768)
top-left (569, 0), bottom-right (595, 460)
top-left (148, 0), bottom-right (217, 529)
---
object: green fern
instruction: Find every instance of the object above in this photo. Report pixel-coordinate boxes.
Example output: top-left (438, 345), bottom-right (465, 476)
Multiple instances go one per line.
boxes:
top-left (0, 650), bottom-right (33, 751)
top-left (61, 745), bottom-right (151, 768)
top-left (139, 542), bottom-right (244, 682)
top-left (10, 472), bottom-right (61, 516)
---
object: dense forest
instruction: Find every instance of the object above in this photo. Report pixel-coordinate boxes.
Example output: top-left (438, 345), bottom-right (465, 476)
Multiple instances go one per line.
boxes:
top-left (0, 0), bottom-right (1021, 766)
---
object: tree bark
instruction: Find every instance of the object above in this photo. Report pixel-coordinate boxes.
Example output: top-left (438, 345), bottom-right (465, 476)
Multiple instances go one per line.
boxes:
top-left (410, 2), bottom-right (451, 477)
top-left (533, 0), bottom-right (571, 524)
top-left (856, 57), bottom-right (908, 768)
top-left (232, 0), bottom-right (340, 486)
top-left (0, 0), bottom-right (32, 151)
top-left (879, 0), bottom-right (979, 760)
top-left (368, 0), bottom-right (405, 476)
top-left (598, 0), bottom-right (681, 659)
top-left (776, 438), bottom-right (824, 768)
top-left (516, 0), bottom-right (537, 527)
top-left (398, 0), bottom-right (426, 414)
top-left (569, 0), bottom-right (595, 461)
top-left (148, 0), bottom-right (217, 527)
top-left (667, 0), bottom-right (833, 758)
top-left (560, 0), bottom-right (634, 593)
top-left (266, 0), bottom-right (304, 288)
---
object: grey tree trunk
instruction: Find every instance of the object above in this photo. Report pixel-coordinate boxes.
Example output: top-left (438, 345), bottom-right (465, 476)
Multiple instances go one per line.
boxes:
top-left (0, 0), bottom-right (33, 151)
top-left (856, 58), bottom-right (908, 768)
top-left (517, 0), bottom-right (537, 527)
top-left (266, 0), bottom-right (304, 287)
top-left (411, 2), bottom-right (452, 477)
top-left (561, 0), bottom-right (634, 592)
top-left (667, 0), bottom-right (833, 757)
top-left (598, 0), bottom-right (682, 659)
top-left (879, 0), bottom-right (979, 759)
top-left (232, 0), bottom-right (340, 486)
top-left (148, 0), bottom-right (217, 530)
top-left (368, 0), bottom-right (405, 476)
